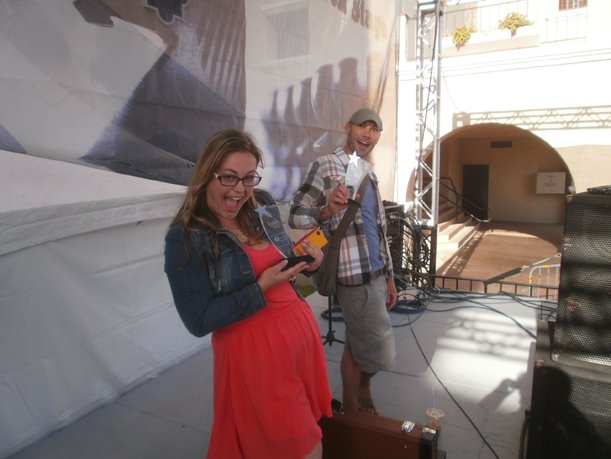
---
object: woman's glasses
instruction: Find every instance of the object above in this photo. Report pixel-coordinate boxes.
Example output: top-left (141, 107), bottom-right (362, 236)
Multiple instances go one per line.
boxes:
top-left (213, 173), bottom-right (262, 187)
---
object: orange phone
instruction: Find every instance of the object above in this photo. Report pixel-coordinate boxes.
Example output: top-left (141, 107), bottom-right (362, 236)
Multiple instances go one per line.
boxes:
top-left (293, 227), bottom-right (328, 255)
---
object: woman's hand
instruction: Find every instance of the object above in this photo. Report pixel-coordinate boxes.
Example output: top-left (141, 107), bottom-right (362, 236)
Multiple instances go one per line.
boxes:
top-left (256, 259), bottom-right (307, 292)
top-left (297, 239), bottom-right (324, 272)
top-left (255, 240), bottom-right (324, 292)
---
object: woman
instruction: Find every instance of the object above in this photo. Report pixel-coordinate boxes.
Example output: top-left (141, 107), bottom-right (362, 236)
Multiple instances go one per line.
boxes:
top-left (164, 129), bottom-right (332, 459)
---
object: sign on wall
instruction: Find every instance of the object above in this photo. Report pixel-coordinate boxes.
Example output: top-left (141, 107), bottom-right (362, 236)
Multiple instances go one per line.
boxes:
top-left (536, 172), bottom-right (566, 194)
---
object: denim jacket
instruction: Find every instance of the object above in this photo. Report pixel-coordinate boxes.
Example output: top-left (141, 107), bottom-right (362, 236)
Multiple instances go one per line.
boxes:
top-left (164, 190), bottom-right (298, 337)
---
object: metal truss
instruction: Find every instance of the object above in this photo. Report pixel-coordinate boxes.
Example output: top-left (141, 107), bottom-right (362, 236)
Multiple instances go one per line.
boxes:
top-left (414, 1), bottom-right (442, 230)
top-left (459, 105), bottom-right (611, 130)
top-left (411, 0), bottom-right (443, 280)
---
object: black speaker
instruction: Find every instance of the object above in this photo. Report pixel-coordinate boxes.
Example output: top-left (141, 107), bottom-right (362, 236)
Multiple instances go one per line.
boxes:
top-left (553, 190), bottom-right (611, 366)
top-left (527, 321), bottom-right (611, 459)
top-left (384, 203), bottom-right (406, 275)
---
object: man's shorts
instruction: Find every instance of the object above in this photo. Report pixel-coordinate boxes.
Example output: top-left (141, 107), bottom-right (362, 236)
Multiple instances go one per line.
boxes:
top-left (336, 275), bottom-right (396, 374)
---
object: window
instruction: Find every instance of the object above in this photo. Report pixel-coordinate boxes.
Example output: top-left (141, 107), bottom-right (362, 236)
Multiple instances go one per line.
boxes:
top-left (559, 0), bottom-right (587, 10)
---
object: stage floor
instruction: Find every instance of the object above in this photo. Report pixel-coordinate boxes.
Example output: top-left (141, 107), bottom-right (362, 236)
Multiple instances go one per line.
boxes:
top-left (8, 289), bottom-right (556, 459)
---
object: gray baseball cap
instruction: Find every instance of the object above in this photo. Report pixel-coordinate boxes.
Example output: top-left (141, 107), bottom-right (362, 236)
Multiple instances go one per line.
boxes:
top-left (349, 108), bottom-right (383, 131)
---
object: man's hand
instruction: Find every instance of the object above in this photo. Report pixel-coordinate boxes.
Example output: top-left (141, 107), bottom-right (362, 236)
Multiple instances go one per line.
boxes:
top-left (320, 184), bottom-right (350, 221)
top-left (386, 277), bottom-right (397, 311)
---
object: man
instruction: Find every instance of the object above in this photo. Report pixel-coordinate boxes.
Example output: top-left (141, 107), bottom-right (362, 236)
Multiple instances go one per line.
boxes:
top-left (289, 108), bottom-right (397, 415)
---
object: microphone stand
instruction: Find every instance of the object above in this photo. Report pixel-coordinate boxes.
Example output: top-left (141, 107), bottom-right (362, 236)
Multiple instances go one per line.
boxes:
top-left (321, 295), bottom-right (344, 346)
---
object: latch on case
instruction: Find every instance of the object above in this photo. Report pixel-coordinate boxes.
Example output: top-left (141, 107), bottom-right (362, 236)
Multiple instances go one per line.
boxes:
top-left (400, 420), bottom-right (415, 433)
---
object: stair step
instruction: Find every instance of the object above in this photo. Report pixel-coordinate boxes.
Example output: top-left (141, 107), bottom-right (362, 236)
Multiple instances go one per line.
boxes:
top-left (437, 218), bottom-right (475, 241)
top-left (439, 213), bottom-right (470, 232)
top-left (439, 200), bottom-right (453, 212)
top-left (442, 222), bottom-right (477, 245)
top-left (437, 224), bottom-right (478, 267)
top-left (438, 206), bottom-right (458, 223)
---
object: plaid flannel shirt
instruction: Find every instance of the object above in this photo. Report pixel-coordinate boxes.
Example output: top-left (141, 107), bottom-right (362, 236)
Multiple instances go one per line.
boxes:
top-left (289, 147), bottom-right (394, 286)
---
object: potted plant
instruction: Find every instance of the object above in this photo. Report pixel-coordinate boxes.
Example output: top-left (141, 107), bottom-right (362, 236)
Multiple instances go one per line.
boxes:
top-left (452, 25), bottom-right (475, 49)
top-left (498, 12), bottom-right (532, 37)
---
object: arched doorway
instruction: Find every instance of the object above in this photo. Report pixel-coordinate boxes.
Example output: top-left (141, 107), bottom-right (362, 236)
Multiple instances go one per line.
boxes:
top-left (412, 123), bottom-right (571, 289)
top-left (439, 123), bottom-right (572, 226)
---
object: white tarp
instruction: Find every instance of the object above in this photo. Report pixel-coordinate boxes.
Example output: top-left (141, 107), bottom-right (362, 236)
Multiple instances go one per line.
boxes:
top-left (0, 151), bottom-right (207, 457)
top-left (0, 152), bottom-right (187, 256)
top-left (0, 1), bottom-right (402, 455)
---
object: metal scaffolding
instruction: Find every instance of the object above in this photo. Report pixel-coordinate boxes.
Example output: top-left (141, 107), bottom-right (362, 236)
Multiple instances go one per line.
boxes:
top-left (412, 0), bottom-right (443, 277)
top-left (414, 0), bottom-right (442, 229)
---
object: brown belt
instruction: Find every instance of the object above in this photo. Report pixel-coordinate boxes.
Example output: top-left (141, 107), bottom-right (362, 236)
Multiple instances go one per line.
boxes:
top-left (338, 269), bottom-right (387, 288)
top-left (370, 269), bottom-right (386, 281)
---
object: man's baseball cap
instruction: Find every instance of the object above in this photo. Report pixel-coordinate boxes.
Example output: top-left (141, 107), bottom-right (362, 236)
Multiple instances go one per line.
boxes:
top-left (349, 108), bottom-right (383, 131)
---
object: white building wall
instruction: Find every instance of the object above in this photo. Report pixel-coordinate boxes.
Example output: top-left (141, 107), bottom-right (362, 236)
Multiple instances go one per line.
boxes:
top-left (397, 0), bottom-right (611, 202)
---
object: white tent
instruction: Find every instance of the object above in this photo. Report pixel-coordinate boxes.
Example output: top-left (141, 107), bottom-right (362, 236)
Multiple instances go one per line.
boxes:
top-left (0, 151), bottom-right (207, 456)
top-left (0, 2), bottom-right (401, 455)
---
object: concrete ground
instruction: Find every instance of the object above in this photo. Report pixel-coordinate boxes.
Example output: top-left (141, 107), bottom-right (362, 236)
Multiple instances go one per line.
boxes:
top-left (9, 290), bottom-right (555, 459)
top-left (8, 222), bottom-right (562, 459)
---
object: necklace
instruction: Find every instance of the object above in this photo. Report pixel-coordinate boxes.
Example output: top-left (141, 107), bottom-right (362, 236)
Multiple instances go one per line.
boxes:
top-left (228, 228), bottom-right (252, 246)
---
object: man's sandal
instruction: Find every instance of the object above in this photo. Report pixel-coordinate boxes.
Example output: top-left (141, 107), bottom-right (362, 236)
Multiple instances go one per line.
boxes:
top-left (358, 397), bottom-right (379, 415)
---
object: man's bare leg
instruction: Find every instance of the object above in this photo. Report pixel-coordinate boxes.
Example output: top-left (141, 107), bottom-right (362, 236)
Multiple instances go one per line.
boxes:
top-left (341, 349), bottom-right (361, 413)
top-left (358, 372), bottom-right (378, 415)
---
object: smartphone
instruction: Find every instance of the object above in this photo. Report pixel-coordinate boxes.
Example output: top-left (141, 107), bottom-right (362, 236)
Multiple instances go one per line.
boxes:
top-left (281, 255), bottom-right (315, 271)
top-left (293, 227), bottom-right (328, 255)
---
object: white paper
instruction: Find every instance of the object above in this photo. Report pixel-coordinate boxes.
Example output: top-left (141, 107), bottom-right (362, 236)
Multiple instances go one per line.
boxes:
top-left (345, 152), bottom-right (372, 197)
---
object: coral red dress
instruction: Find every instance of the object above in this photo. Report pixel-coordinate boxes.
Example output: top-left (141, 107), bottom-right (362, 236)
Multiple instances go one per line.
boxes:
top-left (206, 243), bottom-right (332, 459)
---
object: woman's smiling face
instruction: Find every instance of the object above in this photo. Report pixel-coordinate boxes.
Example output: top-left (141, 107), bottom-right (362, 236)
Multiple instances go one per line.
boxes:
top-left (206, 150), bottom-right (258, 225)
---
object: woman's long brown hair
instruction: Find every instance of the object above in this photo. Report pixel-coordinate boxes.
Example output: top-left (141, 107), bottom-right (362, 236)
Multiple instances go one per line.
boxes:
top-left (170, 129), bottom-right (264, 256)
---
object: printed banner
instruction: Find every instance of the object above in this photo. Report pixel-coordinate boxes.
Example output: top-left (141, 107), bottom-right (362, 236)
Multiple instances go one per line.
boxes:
top-left (0, 0), bottom-right (399, 201)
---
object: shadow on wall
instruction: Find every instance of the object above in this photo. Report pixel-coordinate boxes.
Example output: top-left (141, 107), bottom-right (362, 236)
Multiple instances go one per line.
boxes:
top-left (0, 0), bottom-right (382, 201)
top-left (0, 0), bottom-right (247, 186)
top-left (261, 57), bottom-right (376, 202)
top-left (78, 0), bottom-right (247, 185)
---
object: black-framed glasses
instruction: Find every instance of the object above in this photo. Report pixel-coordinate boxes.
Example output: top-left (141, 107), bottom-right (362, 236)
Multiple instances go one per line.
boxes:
top-left (213, 173), bottom-right (262, 187)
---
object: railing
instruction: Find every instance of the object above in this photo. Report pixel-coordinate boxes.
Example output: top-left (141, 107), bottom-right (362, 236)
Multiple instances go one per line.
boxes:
top-left (443, 0), bottom-right (531, 37)
top-left (527, 253), bottom-right (562, 300)
top-left (390, 209), bottom-right (562, 301)
top-left (439, 177), bottom-right (489, 223)
top-left (441, 0), bottom-right (587, 44)
top-left (438, 177), bottom-right (461, 222)
top-left (423, 251), bottom-right (562, 300)
top-left (427, 274), bottom-right (559, 301)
